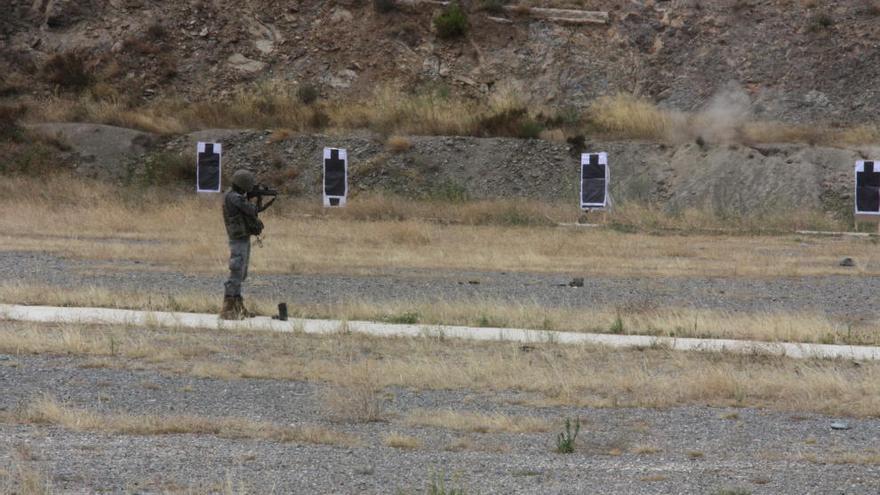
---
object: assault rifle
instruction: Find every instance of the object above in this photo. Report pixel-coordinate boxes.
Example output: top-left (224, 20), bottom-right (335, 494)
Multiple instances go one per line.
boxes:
top-left (247, 183), bottom-right (278, 199)
top-left (248, 184), bottom-right (278, 212)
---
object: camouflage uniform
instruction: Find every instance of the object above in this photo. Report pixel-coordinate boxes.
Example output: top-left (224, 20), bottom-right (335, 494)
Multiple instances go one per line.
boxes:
top-left (222, 189), bottom-right (263, 298)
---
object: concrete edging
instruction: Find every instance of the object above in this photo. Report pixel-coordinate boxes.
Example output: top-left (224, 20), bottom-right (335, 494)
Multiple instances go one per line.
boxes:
top-left (2, 304), bottom-right (878, 361)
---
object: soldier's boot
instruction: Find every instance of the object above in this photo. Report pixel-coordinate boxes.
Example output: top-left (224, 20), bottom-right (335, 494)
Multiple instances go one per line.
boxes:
top-left (219, 296), bottom-right (240, 320)
top-left (233, 296), bottom-right (256, 318)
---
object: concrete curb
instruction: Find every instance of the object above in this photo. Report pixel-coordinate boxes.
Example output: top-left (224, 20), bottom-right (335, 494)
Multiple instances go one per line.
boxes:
top-left (2, 304), bottom-right (878, 361)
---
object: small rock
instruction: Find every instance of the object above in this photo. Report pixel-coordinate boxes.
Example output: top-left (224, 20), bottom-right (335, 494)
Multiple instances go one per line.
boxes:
top-left (227, 53), bottom-right (266, 73)
top-left (569, 277), bottom-right (584, 288)
top-left (467, 280), bottom-right (480, 285)
top-left (839, 257), bottom-right (855, 267)
top-left (831, 421), bottom-right (851, 430)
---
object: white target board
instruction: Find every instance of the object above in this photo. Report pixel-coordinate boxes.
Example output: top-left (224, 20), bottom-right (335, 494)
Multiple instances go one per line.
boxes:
top-left (196, 142), bottom-right (222, 193)
top-left (855, 160), bottom-right (880, 216)
top-left (323, 147), bottom-right (348, 207)
top-left (580, 152), bottom-right (609, 209)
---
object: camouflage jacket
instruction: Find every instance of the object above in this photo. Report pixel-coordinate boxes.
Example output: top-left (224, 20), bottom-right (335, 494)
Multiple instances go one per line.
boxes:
top-left (223, 190), bottom-right (263, 240)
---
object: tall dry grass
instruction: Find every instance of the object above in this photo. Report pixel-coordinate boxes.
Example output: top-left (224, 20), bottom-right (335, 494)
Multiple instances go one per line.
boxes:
top-left (7, 395), bottom-right (357, 446)
top-left (0, 176), bottom-right (868, 281)
top-left (589, 93), bottom-right (880, 146)
top-left (4, 321), bottom-right (880, 417)
top-left (22, 80), bottom-right (880, 145)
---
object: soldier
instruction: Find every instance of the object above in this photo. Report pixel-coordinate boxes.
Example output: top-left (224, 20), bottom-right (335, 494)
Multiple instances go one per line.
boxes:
top-left (220, 169), bottom-right (274, 319)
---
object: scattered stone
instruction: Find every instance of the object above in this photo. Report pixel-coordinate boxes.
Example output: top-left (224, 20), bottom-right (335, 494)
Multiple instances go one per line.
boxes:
top-left (839, 257), bottom-right (855, 267)
top-left (569, 277), bottom-right (585, 288)
top-left (227, 53), bottom-right (266, 72)
top-left (830, 421), bottom-right (851, 430)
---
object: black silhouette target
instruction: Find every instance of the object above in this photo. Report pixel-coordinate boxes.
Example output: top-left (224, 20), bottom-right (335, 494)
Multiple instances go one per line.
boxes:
top-left (581, 152), bottom-right (608, 209)
top-left (323, 147), bottom-right (348, 207)
top-left (856, 161), bottom-right (880, 215)
top-left (196, 142), bottom-right (222, 193)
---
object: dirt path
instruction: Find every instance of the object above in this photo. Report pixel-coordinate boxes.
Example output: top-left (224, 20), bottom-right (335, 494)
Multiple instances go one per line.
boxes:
top-left (4, 250), bottom-right (880, 319)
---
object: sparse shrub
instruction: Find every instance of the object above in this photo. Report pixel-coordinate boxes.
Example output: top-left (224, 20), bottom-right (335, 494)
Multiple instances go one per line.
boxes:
top-left (518, 119), bottom-right (544, 139)
top-left (556, 417), bottom-right (580, 453)
top-left (383, 312), bottom-right (420, 324)
top-left (426, 473), bottom-right (467, 495)
top-left (138, 151), bottom-right (194, 186)
top-left (0, 104), bottom-right (26, 142)
top-left (386, 135), bottom-right (412, 152)
top-left (384, 432), bottom-right (422, 449)
top-left (566, 134), bottom-right (586, 156)
top-left (714, 488), bottom-right (750, 495)
top-left (435, 3), bottom-right (469, 39)
top-left (145, 21), bottom-right (167, 40)
top-left (373, 0), bottom-right (396, 13)
top-left (297, 84), bottom-right (319, 105)
top-left (807, 12), bottom-right (833, 31)
top-left (589, 93), bottom-right (675, 140)
top-left (42, 51), bottom-right (93, 91)
top-left (428, 180), bottom-right (468, 202)
top-left (609, 310), bottom-right (625, 334)
top-left (320, 361), bottom-right (385, 423)
top-left (479, 0), bottom-right (507, 13)
top-left (0, 138), bottom-right (68, 176)
top-left (477, 107), bottom-right (536, 138)
top-left (309, 108), bottom-right (331, 129)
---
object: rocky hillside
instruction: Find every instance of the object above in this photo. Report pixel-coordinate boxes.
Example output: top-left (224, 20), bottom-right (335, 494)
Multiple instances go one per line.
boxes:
top-left (3, 0), bottom-right (880, 124)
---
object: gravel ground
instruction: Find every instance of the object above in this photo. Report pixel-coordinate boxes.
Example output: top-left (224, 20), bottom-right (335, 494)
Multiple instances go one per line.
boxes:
top-left (1, 354), bottom-right (879, 494)
top-left (4, 250), bottom-right (880, 319)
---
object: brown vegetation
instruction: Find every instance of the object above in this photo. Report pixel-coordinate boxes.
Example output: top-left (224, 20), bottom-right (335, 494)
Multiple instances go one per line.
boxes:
top-left (3, 321), bottom-right (880, 418)
top-left (5, 396), bottom-right (357, 446)
top-left (18, 82), bottom-right (880, 146)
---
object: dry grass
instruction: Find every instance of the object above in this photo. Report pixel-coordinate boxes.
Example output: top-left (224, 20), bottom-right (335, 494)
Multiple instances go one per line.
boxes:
top-left (7, 396), bottom-right (357, 447)
top-left (405, 409), bottom-right (551, 433)
top-left (589, 92), bottom-right (880, 146)
top-left (0, 459), bottom-right (52, 495)
top-left (319, 361), bottom-right (386, 423)
top-left (0, 176), bottom-right (869, 284)
top-left (383, 432), bottom-right (422, 449)
top-left (5, 321), bottom-right (880, 418)
top-left (590, 93), bottom-right (681, 141)
top-left (632, 445), bottom-right (661, 455)
top-left (443, 436), bottom-right (511, 453)
top-left (3, 281), bottom-right (878, 346)
top-left (23, 81), bottom-right (876, 146)
top-left (385, 135), bottom-right (412, 152)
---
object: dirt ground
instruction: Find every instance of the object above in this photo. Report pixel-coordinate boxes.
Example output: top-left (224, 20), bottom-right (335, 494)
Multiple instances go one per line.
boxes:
top-left (2, 329), bottom-right (880, 495)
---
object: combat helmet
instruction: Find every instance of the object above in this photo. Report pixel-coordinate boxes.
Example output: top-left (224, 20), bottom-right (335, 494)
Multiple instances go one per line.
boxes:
top-left (232, 169), bottom-right (256, 192)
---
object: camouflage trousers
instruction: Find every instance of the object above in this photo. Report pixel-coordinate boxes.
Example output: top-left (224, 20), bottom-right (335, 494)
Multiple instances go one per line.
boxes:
top-left (223, 239), bottom-right (251, 297)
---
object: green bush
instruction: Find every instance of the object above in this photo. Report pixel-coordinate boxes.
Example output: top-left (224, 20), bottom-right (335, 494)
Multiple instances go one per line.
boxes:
top-left (435, 3), bottom-right (469, 39)
top-left (556, 417), bottom-right (580, 454)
